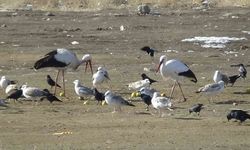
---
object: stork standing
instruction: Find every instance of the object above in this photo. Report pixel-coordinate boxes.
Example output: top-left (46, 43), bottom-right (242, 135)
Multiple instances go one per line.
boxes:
top-left (156, 55), bottom-right (197, 101)
top-left (33, 48), bottom-right (93, 96)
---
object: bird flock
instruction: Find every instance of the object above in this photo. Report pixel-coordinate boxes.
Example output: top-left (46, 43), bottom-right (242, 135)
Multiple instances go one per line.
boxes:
top-left (0, 47), bottom-right (249, 123)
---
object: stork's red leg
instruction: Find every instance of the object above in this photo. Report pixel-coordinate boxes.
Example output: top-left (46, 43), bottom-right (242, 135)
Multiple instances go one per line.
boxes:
top-left (177, 81), bottom-right (186, 101)
top-left (54, 70), bottom-right (60, 95)
top-left (62, 70), bottom-right (66, 97)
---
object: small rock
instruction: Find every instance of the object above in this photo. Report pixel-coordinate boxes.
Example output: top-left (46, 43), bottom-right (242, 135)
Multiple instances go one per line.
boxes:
top-left (233, 103), bottom-right (238, 106)
top-left (45, 12), bottom-right (55, 16)
top-left (1, 24), bottom-right (7, 28)
top-left (120, 25), bottom-right (125, 31)
top-left (71, 41), bottom-right (79, 45)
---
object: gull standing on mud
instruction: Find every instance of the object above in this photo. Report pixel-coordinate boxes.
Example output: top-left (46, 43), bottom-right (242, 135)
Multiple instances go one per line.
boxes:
top-left (33, 48), bottom-right (93, 96)
top-left (213, 70), bottom-right (229, 85)
top-left (128, 79), bottom-right (150, 91)
top-left (151, 92), bottom-right (172, 116)
top-left (21, 85), bottom-right (49, 101)
top-left (196, 81), bottom-right (224, 103)
top-left (156, 55), bottom-right (197, 101)
top-left (0, 76), bottom-right (17, 90)
top-left (104, 90), bottom-right (135, 113)
top-left (92, 67), bottom-right (110, 88)
top-left (73, 80), bottom-right (94, 100)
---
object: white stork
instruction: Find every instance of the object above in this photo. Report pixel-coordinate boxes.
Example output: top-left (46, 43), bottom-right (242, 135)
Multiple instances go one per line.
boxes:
top-left (156, 55), bottom-right (197, 101)
top-left (33, 48), bottom-right (93, 96)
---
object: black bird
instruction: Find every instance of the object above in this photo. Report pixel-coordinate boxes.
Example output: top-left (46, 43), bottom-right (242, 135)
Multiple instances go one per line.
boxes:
top-left (6, 89), bottom-right (23, 103)
top-left (47, 75), bottom-right (61, 89)
top-left (41, 89), bottom-right (62, 103)
top-left (93, 88), bottom-right (105, 105)
top-left (227, 109), bottom-right (250, 123)
top-left (238, 64), bottom-right (247, 79)
top-left (140, 93), bottom-right (152, 111)
top-left (140, 46), bottom-right (156, 57)
top-left (141, 73), bottom-right (157, 85)
top-left (189, 104), bottom-right (204, 115)
top-left (228, 74), bottom-right (241, 86)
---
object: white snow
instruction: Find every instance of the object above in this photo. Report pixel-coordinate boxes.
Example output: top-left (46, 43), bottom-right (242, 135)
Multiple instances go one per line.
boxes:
top-left (242, 31), bottom-right (250, 35)
top-left (182, 36), bottom-right (247, 49)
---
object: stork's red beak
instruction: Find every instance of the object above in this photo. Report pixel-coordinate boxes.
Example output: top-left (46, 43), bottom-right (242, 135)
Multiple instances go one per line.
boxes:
top-left (156, 60), bottom-right (163, 73)
top-left (85, 60), bottom-right (93, 75)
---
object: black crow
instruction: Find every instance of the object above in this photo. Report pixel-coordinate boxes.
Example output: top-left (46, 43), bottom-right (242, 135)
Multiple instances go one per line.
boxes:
top-left (6, 89), bottom-right (23, 103)
top-left (41, 89), bottom-right (62, 103)
top-left (93, 88), bottom-right (105, 105)
top-left (228, 74), bottom-right (241, 86)
top-left (189, 103), bottom-right (204, 115)
top-left (238, 64), bottom-right (247, 79)
top-left (227, 109), bottom-right (250, 123)
top-left (140, 46), bottom-right (156, 57)
top-left (141, 73), bottom-right (157, 85)
top-left (140, 93), bottom-right (152, 111)
top-left (47, 75), bottom-right (61, 89)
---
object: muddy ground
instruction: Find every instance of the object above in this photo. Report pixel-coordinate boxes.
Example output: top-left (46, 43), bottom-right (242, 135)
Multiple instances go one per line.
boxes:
top-left (0, 7), bottom-right (250, 149)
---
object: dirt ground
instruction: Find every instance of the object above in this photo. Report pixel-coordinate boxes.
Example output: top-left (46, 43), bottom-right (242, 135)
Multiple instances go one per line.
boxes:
top-left (0, 6), bottom-right (250, 149)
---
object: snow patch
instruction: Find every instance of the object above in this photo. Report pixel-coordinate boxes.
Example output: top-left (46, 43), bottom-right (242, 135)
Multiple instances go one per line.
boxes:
top-left (182, 36), bottom-right (247, 49)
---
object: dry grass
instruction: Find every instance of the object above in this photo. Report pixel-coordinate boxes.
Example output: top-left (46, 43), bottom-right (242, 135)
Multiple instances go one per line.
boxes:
top-left (0, 0), bottom-right (249, 11)
top-left (0, 6), bottom-right (250, 149)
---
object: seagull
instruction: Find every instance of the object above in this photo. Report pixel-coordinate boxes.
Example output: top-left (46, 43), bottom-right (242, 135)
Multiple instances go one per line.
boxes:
top-left (92, 67), bottom-right (110, 88)
top-left (213, 70), bottom-right (229, 85)
top-left (21, 85), bottom-right (48, 101)
top-left (73, 80), bottom-right (94, 100)
top-left (238, 64), bottom-right (247, 79)
top-left (47, 75), bottom-right (61, 90)
top-left (189, 103), bottom-right (204, 115)
top-left (104, 90), bottom-right (135, 113)
top-left (151, 92), bottom-right (172, 115)
top-left (227, 109), bottom-right (250, 123)
top-left (0, 99), bottom-right (8, 107)
top-left (40, 89), bottom-right (62, 103)
top-left (33, 48), bottom-right (93, 96)
top-left (156, 55), bottom-right (197, 101)
top-left (5, 84), bottom-right (18, 95)
top-left (140, 46), bottom-right (156, 57)
top-left (128, 79), bottom-right (150, 91)
top-left (93, 88), bottom-right (105, 105)
top-left (6, 89), bottom-right (23, 103)
top-left (0, 76), bottom-right (17, 90)
top-left (141, 73), bottom-right (157, 85)
top-left (196, 81), bottom-right (224, 103)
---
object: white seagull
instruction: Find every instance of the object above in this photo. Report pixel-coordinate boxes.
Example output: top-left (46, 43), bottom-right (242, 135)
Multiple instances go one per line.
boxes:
top-left (156, 55), bottom-right (197, 101)
top-left (73, 80), bottom-right (94, 100)
top-left (151, 92), bottom-right (172, 115)
top-left (33, 48), bottom-right (93, 96)
top-left (21, 85), bottom-right (48, 101)
top-left (92, 67), bottom-right (110, 87)
top-left (0, 76), bottom-right (17, 90)
top-left (196, 80), bottom-right (224, 103)
top-left (5, 84), bottom-right (18, 95)
top-left (213, 70), bottom-right (229, 85)
top-left (128, 79), bottom-right (150, 91)
top-left (104, 90), bottom-right (135, 113)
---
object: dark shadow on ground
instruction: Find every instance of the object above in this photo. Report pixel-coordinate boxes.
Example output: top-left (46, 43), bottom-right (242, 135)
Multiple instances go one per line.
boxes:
top-left (215, 100), bottom-right (250, 105)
